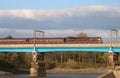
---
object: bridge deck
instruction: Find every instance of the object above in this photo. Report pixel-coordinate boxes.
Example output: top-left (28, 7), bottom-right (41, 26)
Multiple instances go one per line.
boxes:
top-left (0, 44), bottom-right (120, 48)
top-left (0, 44), bottom-right (120, 52)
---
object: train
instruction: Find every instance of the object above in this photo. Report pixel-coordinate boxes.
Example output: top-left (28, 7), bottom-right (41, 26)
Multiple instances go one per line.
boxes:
top-left (0, 37), bottom-right (102, 44)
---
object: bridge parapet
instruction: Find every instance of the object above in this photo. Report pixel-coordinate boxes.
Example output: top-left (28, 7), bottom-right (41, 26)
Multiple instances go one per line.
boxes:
top-left (0, 44), bottom-right (120, 48)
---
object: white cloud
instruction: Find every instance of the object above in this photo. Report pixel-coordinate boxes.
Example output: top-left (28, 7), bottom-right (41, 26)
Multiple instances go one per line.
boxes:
top-left (0, 6), bottom-right (120, 21)
top-left (0, 28), bottom-right (11, 32)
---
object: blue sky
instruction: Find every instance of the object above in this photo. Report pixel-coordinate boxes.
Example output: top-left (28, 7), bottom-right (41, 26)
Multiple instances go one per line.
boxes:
top-left (0, 0), bottom-right (120, 9)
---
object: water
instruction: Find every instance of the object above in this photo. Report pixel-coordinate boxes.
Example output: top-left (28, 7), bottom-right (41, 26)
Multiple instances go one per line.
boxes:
top-left (0, 74), bottom-right (101, 78)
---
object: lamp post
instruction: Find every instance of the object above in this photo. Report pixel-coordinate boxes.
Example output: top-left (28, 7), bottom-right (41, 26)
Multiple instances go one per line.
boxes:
top-left (110, 29), bottom-right (118, 44)
top-left (109, 29), bottom-right (118, 52)
top-left (33, 30), bottom-right (45, 51)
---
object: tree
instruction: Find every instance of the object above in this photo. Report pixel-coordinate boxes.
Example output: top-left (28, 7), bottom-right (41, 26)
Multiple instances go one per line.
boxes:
top-left (77, 33), bottom-right (87, 37)
top-left (4, 35), bottom-right (13, 39)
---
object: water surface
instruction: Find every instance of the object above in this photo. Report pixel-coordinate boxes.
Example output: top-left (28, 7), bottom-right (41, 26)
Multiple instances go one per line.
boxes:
top-left (0, 74), bottom-right (101, 78)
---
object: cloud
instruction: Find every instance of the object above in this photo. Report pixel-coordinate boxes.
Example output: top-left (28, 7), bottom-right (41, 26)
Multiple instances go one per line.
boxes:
top-left (0, 6), bottom-right (120, 30)
top-left (0, 6), bottom-right (120, 29)
top-left (0, 5), bottom-right (120, 42)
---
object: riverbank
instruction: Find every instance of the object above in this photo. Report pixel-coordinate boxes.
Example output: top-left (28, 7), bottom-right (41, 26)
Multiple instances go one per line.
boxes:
top-left (0, 68), bottom-right (108, 75)
top-left (47, 68), bottom-right (108, 74)
top-left (0, 68), bottom-right (29, 75)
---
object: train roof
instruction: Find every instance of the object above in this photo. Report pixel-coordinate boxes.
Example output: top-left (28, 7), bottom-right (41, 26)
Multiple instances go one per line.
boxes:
top-left (0, 37), bottom-right (102, 39)
top-left (67, 37), bottom-right (102, 38)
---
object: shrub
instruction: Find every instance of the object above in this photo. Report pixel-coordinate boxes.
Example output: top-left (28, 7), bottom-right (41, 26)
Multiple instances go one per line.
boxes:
top-left (67, 59), bottom-right (79, 69)
top-left (57, 63), bottom-right (67, 68)
top-left (45, 63), bottom-right (56, 69)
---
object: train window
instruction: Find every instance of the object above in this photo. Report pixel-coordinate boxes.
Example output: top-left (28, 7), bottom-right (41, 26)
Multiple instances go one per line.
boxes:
top-left (4, 40), bottom-right (6, 41)
top-left (57, 40), bottom-right (60, 42)
top-left (49, 40), bottom-right (52, 41)
top-left (55, 39), bottom-right (58, 42)
top-left (97, 38), bottom-right (101, 40)
top-left (52, 39), bottom-right (55, 41)
top-left (9, 40), bottom-right (11, 41)
top-left (45, 40), bottom-right (48, 42)
top-left (59, 40), bottom-right (62, 42)
top-left (5, 40), bottom-right (7, 41)
top-left (39, 40), bottom-right (42, 41)
top-left (11, 40), bottom-right (14, 41)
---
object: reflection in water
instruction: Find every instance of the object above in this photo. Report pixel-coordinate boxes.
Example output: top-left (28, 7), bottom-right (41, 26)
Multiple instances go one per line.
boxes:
top-left (0, 74), bottom-right (100, 78)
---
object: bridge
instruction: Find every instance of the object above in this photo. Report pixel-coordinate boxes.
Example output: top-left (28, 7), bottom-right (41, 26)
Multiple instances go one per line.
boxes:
top-left (0, 44), bottom-right (120, 52)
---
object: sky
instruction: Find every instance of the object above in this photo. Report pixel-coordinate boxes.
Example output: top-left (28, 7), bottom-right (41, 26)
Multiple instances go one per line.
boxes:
top-left (0, 0), bottom-right (120, 9)
top-left (0, 0), bottom-right (120, 42)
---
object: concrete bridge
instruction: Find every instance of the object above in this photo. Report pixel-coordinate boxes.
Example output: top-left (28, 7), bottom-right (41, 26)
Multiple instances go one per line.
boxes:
top-left (0, 43), bottom-right (120, 48)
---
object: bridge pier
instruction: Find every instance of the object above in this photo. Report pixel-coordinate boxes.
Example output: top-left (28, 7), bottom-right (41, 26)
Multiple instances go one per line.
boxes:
top-left (108, 52), bottom-right (119, 69)
top-left (108, 52), bottom-right (115, 69)
top-left (30, 52), bottom-right (46, 77)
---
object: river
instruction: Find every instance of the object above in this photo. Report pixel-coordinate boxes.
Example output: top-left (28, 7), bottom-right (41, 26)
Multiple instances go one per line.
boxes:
top-left (0, 74), bottom-right (101, 78)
